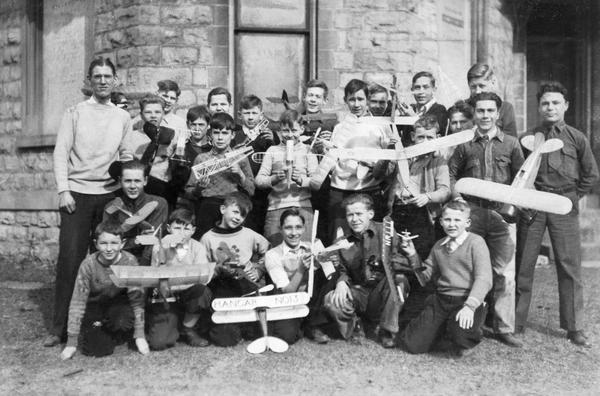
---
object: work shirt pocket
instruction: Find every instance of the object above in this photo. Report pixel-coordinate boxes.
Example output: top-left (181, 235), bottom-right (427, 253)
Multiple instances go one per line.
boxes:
top-left (548, 146), bottom-right (578, 179)
top-left (494, 155), bottom-right (512, 184)
top-left (465, 158), bottom-right (480, 179)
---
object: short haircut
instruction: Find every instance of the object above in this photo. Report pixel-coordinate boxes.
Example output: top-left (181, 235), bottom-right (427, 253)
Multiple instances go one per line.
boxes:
top-left (368, 83), bottom-right (388, 97)
top-left (139, 95), bottom-right (165, 112)
top-left (412, 71), bottom-right (436, 87)
top-left (222, 192), bottom-right (253, 217)
top-left (306, 79), bottom-right (329, 99)
top-left (341, 193), bottom-right (374, 211)
top-left (94, 221), bottom-right (124, 240)
top-left (441, 200), bottom-right (471, 218)
top-left (209, 112), bottom-right (235, 131)
top-left (157, 80), bottom-right (181, 97)
top-left (279, 207), bottom-right (306, 226)
top-left (207, 87), bottom-right (232, 105)
top-left (344, 79), bottom-right (369, 99)
top-left (187, 105), bottom-right (211, 124)
top-left (447, 100), bottom-right (474, 120)
top-left (279, 109), bottom-right (304, 129)
top-left (467, 63), bottom-right (494, 82)
top-left (87, 57), bottom-right (116, 78)
top-left (536, 81), bottom-right (568, 102)
top-left (240, 94), bottom-right (263, 110)
top-left (168, 208), bottom-right (195, 226)
top-left (120, 159), bottom-right (148, 177)
top-left (111, 92), bottom-right (127, 105)
top-left (471, 92), bottom-right (502, 110)
top-left (414, 114), bottom-right (439, 132)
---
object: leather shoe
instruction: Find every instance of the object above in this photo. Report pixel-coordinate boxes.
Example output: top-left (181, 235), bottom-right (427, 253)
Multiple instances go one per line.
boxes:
top-left (379, 330), bottom-right (395, 349)
top-left (567, 331), bottom-right (591, 348)
top-left (496, 333), bottom-right (523, 348)
top-left (182, 327), bottom-right (209, 347)
top-left (307, 327), bottom-right (330, 344)
top-left (43, 334), bottom-right (62, 347)
top-left (454, 347), bottom-right (476, 358)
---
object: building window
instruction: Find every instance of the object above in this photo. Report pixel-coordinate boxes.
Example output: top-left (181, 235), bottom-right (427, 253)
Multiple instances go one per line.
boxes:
top-left (233, 0), bottom-right (316, 119)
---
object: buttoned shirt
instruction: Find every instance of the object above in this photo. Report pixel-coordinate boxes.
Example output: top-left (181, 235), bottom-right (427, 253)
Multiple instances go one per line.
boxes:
top-left (449, 129), bottom-right (524, 195)
top-left (440, 230), bottom-right (469, 252)
top-left (523, 121), bottom-right (599, 196)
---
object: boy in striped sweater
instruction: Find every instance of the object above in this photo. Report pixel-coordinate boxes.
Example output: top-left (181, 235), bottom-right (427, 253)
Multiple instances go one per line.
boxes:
top-left (60, 222), bottom-right (148, 360)
top-left (255, 109), bottom-right (318, 245)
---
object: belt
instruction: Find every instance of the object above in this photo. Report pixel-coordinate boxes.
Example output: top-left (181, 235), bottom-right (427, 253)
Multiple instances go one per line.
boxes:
top-left (536, 185), bottom-right (577, 194)
top-left (464, 196), bottom-right (501, 210)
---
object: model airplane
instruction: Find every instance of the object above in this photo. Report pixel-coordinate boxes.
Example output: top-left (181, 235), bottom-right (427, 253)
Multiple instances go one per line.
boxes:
top-left (454, 132), bottom-right (573, 217)
top-left (310, 129), bottom-right (475, 190)
top-left (191, 146), bottom-right (253, 179)
top-left (211, 285), bottom-right (310, 354)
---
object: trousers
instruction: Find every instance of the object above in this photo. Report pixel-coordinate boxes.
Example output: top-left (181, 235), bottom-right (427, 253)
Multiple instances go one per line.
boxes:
top-left (52, 191), bottom-right (115, 338)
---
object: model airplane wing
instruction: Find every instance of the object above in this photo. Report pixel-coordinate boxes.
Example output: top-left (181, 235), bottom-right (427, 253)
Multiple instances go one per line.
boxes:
top-left (211, 292), bottom-right (311, 312)
top-left (330, 129), bottom-right (475, 161)
top-left (110, 265), bottom-right (215, 288)
top-left (455, 178), bottom-right (572, 215)
top-left (251, 151), bottom-right (322, 164)
top-left (211, 305), bottom-right (309, 324)
top-left (191, 146), bottom-right (253, 178)
top-left (359, 116), bottom-right (419, 126)
top-left (521, 134), bottom-right (563, 153)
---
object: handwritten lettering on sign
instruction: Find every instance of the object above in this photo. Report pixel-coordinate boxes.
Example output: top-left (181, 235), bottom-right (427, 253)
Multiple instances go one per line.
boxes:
top-left (212, 292), bottom-right (310, 311)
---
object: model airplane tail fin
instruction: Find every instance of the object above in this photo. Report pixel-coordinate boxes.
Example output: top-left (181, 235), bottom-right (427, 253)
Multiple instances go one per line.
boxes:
top-left (520, 133), bottom-right (563, 153)
top-left (455, 178), bottom-right (572, 215)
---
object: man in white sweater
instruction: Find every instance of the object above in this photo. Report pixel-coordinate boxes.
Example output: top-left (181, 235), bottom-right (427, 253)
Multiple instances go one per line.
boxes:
top-left (45, 58), bottom-right (133, 347)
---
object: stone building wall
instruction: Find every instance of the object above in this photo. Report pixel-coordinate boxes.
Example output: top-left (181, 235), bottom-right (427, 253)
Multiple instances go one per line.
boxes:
top-left (0, 1), bottom-right (61, 282)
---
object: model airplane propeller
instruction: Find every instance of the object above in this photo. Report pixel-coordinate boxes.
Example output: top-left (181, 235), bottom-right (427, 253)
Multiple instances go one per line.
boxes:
top-left (455, 132), bottom-right (573, 217)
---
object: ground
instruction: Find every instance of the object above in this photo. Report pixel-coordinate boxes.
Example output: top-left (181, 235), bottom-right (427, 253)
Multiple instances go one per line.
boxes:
top-left (2, 266), bottom-right (600, 396)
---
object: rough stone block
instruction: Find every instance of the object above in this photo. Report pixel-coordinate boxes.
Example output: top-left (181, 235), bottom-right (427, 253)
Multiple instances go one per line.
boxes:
top-left (317, 70), bottom-right (338, 88)
top-left (208, 26), bottom-right (228, 47)
top-left (182, 28), bottom-right (209, 45)
top-left (162, 28), bottom-right (183, 45)
top-left (0, 135), bottom-right (14, 154)
top-left (339, 72), bottom-right (364, 87)
top-left (106, 30), bottom-right (128, 48)
top-left (364, 72), bottom-right (393, 87)
top-left (195, 88), bottom-right (210, 104)
top-left (207, 67), bottom-right (228, 88)
top-left (365, 12), bottom-right (408, 32)
top-left (318, 50), bottom-right (333, 70)
top-left (198, 46), bottom-right (213, 64)
top-left (212, 45), bottom-right (228, 67)
top-left (126, 67), bottom-right (193, 93)
top-left (15, 211), bottom-right (34, 226)
top-left (162, 47), bottom-right (198, 65)
top-left (213, 4), bottom-right (228, 26)
top-left (318, 9), bottom-right (333, 30)
top-left (95, 12), bottom-right (114, 32)
top-left (3, 45), bottom-right (20, 64)
top-left (334, 13), bottom-right (353, 30)
top-left (0, 211), bottom-right (15, 225)
top-left (125, 26), bottom-right (164, 46)
top-left (115, 5), bottom-right (160, 28)
top-left (161, 5), bottom-right (212, 25)
top-left (319, 30), bottom-right (338, 51)
top-left (192, 67), bottom-right (208, 87)
top-left (94, 34), bottom-right (111, 53)
top-left (116, 46), bottom-right (160, 68)
top-left (8, 64), bottom-right (20, 80)
top-left (7, 28), bottom-right (20, 45)
top-left (177, 90), bottom-right (197, 107)
top-left (5, 81), bottom-right (20, 98)
top-left (333, 51), bottom-right (353, 69)
top-left (319, 0), bottom-right (343, 9)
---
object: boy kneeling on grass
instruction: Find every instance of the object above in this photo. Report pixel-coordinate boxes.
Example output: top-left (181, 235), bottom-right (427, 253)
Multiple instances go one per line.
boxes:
top-left (398, 199), bottom-right (492, 357)
top-left (61, 222), bottom-right (149, 360)
top-left (200, 192), bottom-right (270, 347)
top-left (146, 209), bottom-right (215, 350)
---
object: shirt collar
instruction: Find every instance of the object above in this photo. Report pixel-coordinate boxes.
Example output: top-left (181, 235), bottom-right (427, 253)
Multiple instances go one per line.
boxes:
top-left (417, 99), bottom-right (436, 114)
top-left (210, 146), bottom-right (231, 156)
top-left (475, 127), bottom-right (503, 142)
top-left (282, 242), bottom-right (308, 255)
top-left (347, 223), bottom-right (377, 242)
top-left (440, 231), bottom-right (469, 247)
top-left (87, 96), bottom-right (115, 106)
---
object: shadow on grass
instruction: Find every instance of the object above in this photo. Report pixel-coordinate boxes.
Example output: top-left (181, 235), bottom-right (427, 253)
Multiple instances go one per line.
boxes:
top-left (27, 287), bottom-right (53, 332)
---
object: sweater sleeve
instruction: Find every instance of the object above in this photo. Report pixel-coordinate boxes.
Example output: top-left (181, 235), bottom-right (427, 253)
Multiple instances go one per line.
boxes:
top-left (265, 249), bottom-right (290, 289)
top-left (238, 158), bottom-right (256, 196)
top-left (467, 236), bottom-right (493, 304)
top-left (118, 115), bottom-right (135, 161)
top-left (255, 148), bottom-right (275, 189)
top-left (304, 151), bottom-right (319, 188)
top-left (53, 107), bottom-right (76, 194)
top-left (429, 157), bottom-right (451, 203)
top-left (66, 257), bottom-right (93, 347)
top-left (251, 232), bottom-right (270, 279)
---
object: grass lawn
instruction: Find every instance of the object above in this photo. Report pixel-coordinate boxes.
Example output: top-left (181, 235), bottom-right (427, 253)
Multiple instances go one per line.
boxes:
top-left (2, 266), bottom-right (599, 395)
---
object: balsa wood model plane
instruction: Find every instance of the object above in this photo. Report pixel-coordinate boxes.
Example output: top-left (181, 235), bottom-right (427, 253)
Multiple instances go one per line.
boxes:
top-left (455, 132), bottom-right (573, 217)
top-left (190, 146), bottom-right (253, 179)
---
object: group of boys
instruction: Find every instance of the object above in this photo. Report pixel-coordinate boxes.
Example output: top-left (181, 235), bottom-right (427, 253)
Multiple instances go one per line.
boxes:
top-left (45, 57), bottom-right (598, 361)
